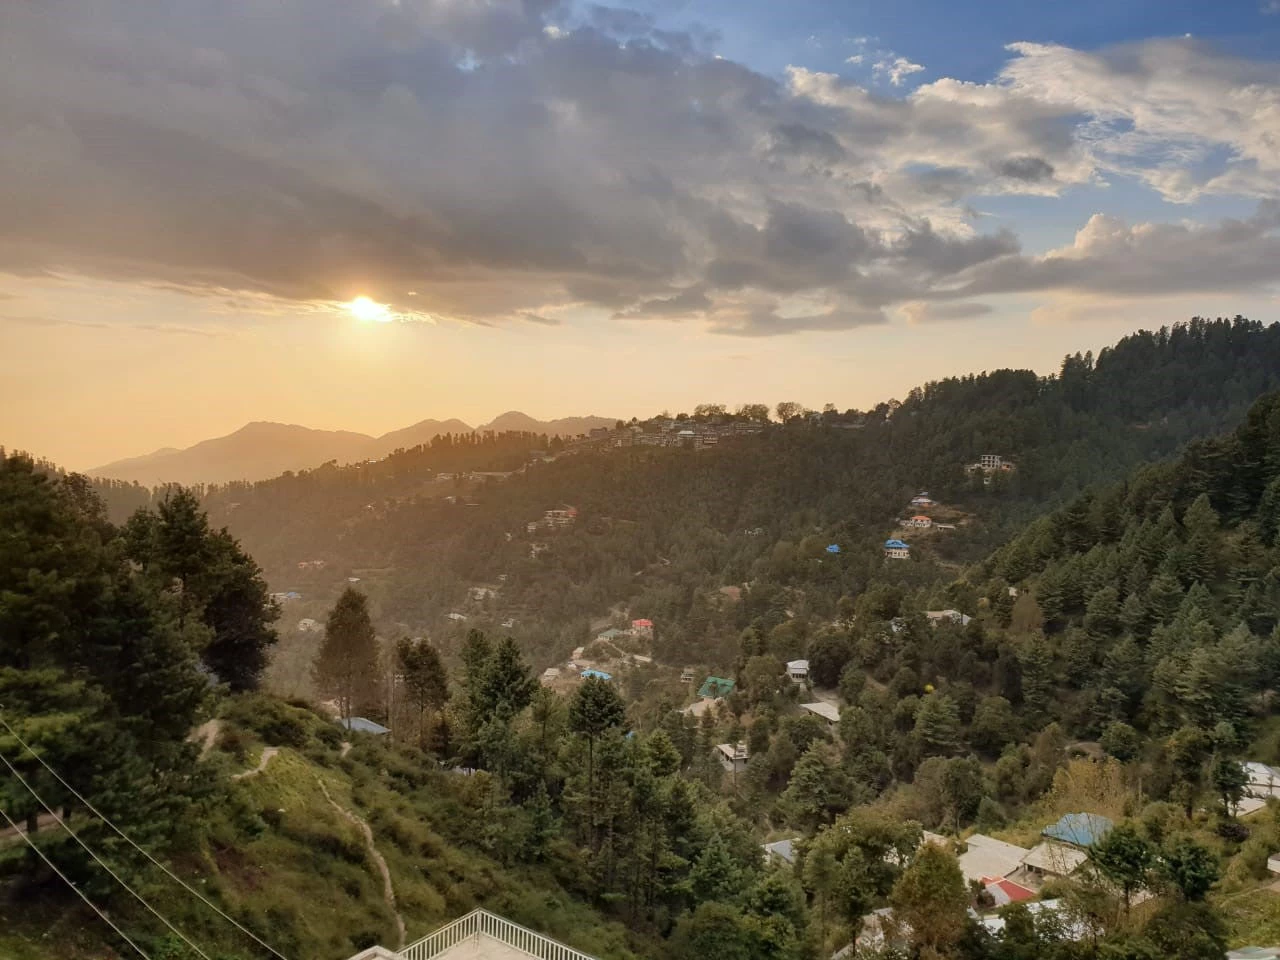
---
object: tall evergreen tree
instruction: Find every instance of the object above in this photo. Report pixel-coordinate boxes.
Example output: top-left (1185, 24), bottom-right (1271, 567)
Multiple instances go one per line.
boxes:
top-left (314, 588), bottom-right (380, 720)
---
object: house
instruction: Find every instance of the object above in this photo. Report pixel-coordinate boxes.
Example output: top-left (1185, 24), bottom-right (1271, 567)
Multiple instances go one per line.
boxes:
top-left (596, 627), bottom-right (626, 643)
top-left (297, 618), bottom-right (322, 633)
top-left (680, 668), bottom-right (696, 683)
top-left (339, 717), bottom-right (390, 736)
top-left (540, 667), bottom-right (561, 686)
top-left (1268, 853), bottom-right (1280, 875)
top-left (346, 907), bottom-right (601, 960)
top-left (715, 742), bottom-right (750, 774)
top-left (630, 618), bottom-right (654, 639)
top-left (469, 586), bottom-right (496, 601)
top-left (501, 618), bottom-right (516, 629)
top-left (957, 835), bottom-right (1030, 884)
top-left (580, 668), bottom-right (613, 681)
top-left (786, 659), bottom-right (810, 684)
top-left (763, 838), bottom-right (800, 866)
top-left (447, 612), bottom-right (468, 622)
top-left (910, 493), bottom-right (935, 507)
top-left (698, 676), bottom-right (736, 700)
top-left (983, 876), bottom-right (1037, 907)
top-left (979, 900), bottom-right (1086, 941)
top-left (884, 538), bottom-right (910, 559)
top-left (1244, 761), bottom-right (1280, 798)
top-left (1020, 840), bottom-right (1090, 880)
top-left (800, 701), bottom-right (841, 726)
top-left (925, 609), bottom-right (973, 627)
top-left (904, 515), bottom-right (933, 528)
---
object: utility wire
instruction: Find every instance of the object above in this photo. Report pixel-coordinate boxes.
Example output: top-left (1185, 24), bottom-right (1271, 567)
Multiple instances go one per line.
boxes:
top-left (0, 710), bottom-right (292, 960)
top-left (0, 747), bottom-right (214, 960)
top-left (0, 800), bottom-right (153, 960)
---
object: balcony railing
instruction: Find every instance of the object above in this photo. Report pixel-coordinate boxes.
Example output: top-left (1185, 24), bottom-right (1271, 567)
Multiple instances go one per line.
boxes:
top-left (397, 908), bottom-right (597, 960)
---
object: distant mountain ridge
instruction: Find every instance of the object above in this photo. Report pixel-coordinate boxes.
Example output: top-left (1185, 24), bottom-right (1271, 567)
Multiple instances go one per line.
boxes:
top-left (88, 412), bottom-right (617, 487)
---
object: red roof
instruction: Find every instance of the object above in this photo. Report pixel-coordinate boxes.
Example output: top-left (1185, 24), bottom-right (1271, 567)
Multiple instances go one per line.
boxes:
top-left (982, 877), bottom-right (1036, 905)
top-left (632, 618), bottom-right (653, 627)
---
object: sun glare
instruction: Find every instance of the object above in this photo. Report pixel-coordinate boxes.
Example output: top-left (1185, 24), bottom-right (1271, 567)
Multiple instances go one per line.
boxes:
top-left (348, 296), bottom-right (391, 323)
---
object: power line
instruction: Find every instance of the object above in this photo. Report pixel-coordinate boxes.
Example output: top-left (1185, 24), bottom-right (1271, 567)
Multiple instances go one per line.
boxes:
top-left (0, 748), bottom-right (214, 960)
top-left (0, 801), bottom-right (153, 960)
top-left (0, 710), bottom-right (292, 960)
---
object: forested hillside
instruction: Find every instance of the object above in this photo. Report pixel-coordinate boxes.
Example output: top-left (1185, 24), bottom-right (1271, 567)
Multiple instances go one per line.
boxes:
top-left (138, 316), bottom-right (1280, 677)
top-left (8, 318), bottom-right (1280, 960)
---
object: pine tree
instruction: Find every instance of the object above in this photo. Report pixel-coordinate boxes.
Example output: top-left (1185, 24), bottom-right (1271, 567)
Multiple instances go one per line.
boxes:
top-left (397, 637), bottom-right (449, 745)
top-left (914, 693), bottom-right (963, 757)
top-left (314, 588), bottom-right (380, 720)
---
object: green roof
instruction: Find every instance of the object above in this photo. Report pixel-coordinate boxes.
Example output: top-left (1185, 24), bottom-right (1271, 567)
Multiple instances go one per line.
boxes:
top-left (698, 676), bottom-right (736, 699)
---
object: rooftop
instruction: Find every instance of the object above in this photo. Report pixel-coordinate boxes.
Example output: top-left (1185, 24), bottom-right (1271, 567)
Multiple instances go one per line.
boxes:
top-left (800, 701), bottom-right (841, 723)
top-left (698, 676), bottom-right (736, 699)
top-left (1022, 840), bottom-right (1090, 876)
top-left (1043, 812), bottom-right (1113, 848)
top-left (339, 717), bottom-right (390, 736)
top-left (763, 838), bottom-right (799, 864)
top-left (351, 908), bottom-right (599, 960)
top-left (957, 834), bottom-right (1028, 883)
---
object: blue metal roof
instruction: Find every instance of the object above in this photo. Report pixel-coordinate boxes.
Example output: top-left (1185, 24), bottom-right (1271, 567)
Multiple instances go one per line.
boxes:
top-left (339, 716), bottom-right (390, 735)
top-left (826, 544), bottom-right (841, 553)
top-left (885, 539), bottom-right (909, 549)
top-left (580, 668), bottom-right (613, 681)
top-left (1043, 812), bottom-right (1113, 848)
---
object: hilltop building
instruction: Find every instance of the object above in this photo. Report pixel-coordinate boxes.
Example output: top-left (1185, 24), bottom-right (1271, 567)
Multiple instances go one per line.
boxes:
top-left (884, 539), bottom-right (910, 559)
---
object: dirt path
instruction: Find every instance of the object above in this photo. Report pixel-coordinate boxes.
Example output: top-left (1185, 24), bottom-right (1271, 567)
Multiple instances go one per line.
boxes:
top-left (231, 746), bottom-right (279, 781)
top-left (317, 778), bottom-right (405, 949)
top-left (340, 741), bottom-right (352, 758)
top-left (191, 718), bottom-right (223, 759)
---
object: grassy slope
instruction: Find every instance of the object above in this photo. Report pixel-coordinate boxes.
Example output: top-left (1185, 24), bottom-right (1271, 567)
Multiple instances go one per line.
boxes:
top-left (0, 698), bottom-right (644, 960)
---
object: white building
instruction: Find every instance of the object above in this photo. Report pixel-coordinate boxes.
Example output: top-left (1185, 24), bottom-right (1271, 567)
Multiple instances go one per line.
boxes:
top-left (297, 618), bottom-right (322, 633)
top-left (786, 659), bottom-right (810, 684)
top-left (348, 908), bottom-right (599, 960)
top-left (956, 834), bottom-right (1029, 884)
top-left (715, 742), bottom-right (750, 774)
top-left (884, 539), bottom-right (910, 560)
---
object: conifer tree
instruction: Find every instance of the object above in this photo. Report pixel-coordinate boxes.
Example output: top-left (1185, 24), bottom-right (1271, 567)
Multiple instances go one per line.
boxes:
top-left (314, 588), bottom-right (380, 720)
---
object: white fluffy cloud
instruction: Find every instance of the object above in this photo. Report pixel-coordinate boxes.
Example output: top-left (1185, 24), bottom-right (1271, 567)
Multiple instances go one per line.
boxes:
top-left (0, 2), bottom-right (1277, 335)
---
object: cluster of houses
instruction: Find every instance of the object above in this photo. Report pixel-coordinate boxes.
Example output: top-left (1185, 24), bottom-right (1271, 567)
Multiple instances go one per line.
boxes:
top-left (574, 418), bottom-right (767, 452)
top-left (539, 619), bottom-right (659, 689)
top-left (846, 812), bottom-right (1114, 953)
top-left (526, 506), bottom-right (578, 533)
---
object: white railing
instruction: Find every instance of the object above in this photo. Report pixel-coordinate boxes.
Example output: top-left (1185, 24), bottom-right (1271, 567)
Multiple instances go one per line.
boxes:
top-left (398, 908), bottom-right (597, 960)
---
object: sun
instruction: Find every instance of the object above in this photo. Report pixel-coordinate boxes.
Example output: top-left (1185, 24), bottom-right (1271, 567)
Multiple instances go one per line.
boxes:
top-left (347, 296), bottom-right (391, 323)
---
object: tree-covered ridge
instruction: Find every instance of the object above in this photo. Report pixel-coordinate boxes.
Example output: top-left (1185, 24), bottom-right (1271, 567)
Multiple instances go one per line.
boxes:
top-left (982, 391), bottom-right (1280, 743)
top-left (185, 316), bottom-right (1280, 676)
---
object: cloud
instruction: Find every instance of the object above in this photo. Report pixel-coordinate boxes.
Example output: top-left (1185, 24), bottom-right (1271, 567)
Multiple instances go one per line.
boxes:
top-left (874, 56), bottom-right (925, 86)
top-left (0, 4), bottom-right (1278, 336)
top-left (941, 202), bottom-right (1280, 300)
top-left (0, 313), bottom-right (221, 336)
top-left (899, 301), bottom-right (993, 324)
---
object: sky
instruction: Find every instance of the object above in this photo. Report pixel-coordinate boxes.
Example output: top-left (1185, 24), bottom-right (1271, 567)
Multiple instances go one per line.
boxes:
top-left (2, 1), bottom-right (1280, 470)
